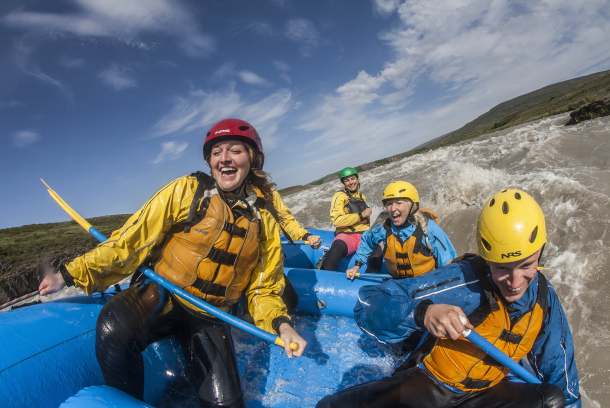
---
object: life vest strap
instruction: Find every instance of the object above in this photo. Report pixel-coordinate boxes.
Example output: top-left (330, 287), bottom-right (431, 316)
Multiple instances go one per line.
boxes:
top-left (460, 377), bottom-right (492, 390)
top-left (223, 222), bottom-right (247, 237)
top-left (396, 263), bottom-right (412, 271)
top-left (192, 278), bottom-right (227, 297)
top-left (499, 329), bottom-right (523, 344)
top-left (207, 247), bottom-right (237, 266)
top-left (395, 252), bottom-right (410, 259)
top-left (482, 354), bottom-right (503, 367)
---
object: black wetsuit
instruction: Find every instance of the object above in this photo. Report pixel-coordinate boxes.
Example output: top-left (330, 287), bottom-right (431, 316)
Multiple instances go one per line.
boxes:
top-left (316, 365), bottom-right (566, 408)
top-left (96, 278), bottom-right (244, 408)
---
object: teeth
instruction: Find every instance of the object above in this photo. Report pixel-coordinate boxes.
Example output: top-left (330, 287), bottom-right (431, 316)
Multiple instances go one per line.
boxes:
top-left (221, 167), bottom-right (236, 173)
top-left (508, 285), bottom-right (523, 292)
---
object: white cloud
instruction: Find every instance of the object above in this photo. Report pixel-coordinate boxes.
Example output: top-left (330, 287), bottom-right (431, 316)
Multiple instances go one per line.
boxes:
top-left (0, 100), bottom-right (24, 109)
top-left (238, 70), bottom-right (273, 86)
top-left (297, 0), bottom-right (610, 167)
top-left (2, 0), bottom-right (215, 57)
top-left (272, 60), bottom-right (291, 71)
top-left (12, 130), bottom-right (40, 147)
top-left (211, 63), bottom-right (272, 87)
top-left (151, 86), bottom-right (296, 151)
top-left (99, 63), bottom-right (137, 90)
top-left (284, 18), bottom-right (320, 56)
top-left (151, 141), bottom-right (188, 164)
top-left (248, 21), bottom-right (275, 37)
top-left (59, 56), bottom-right (85, 68)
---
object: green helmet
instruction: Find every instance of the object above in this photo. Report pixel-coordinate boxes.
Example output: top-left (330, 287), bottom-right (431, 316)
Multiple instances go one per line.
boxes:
top-left (339, 167), bottom-right (358, 181)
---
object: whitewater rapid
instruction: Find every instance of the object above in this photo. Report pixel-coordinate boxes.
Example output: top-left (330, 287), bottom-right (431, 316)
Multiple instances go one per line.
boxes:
top-left (282, 113), bottom-right (610, 407)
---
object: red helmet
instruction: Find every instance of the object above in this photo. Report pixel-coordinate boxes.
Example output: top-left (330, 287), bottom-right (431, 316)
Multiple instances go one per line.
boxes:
top-left (203, 119), bottom-right (264, 166)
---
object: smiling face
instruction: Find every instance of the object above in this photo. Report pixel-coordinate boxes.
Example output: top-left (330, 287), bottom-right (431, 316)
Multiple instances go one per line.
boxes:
top-left (488, 250), bottom-right (540, 303)
top-left (342, 175), bottom-right (359, 192)
top-left (385, 198), bottom-right (413, 226)
top-left (209, 140), bottom-right (251, 192)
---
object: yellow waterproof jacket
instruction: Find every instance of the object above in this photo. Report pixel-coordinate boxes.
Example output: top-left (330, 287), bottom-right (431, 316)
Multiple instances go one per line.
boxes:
top-left (271, 189), bottom-right (311, 241)
top-left (330, 190), bottom-right (370, 234)
top-left (66, 174), bottom-right (290, 334)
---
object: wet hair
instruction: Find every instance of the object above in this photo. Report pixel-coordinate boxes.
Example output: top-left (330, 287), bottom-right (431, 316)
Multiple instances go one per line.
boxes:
top-left (243, 143), bottom-right (276, 204)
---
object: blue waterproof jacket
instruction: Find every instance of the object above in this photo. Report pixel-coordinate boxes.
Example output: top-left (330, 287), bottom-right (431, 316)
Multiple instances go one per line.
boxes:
top-left (354, 259), bottom-right (581, 407)
top-left (354, 218), bottom-right (457, 267)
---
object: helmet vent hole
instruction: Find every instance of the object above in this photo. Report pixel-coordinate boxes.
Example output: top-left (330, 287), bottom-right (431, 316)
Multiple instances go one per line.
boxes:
top-left (501, 189), bottom-right (507, 193)
top-left (529, 226), bottom-right (538, 243)
top-left (502, 202), bottom-right (509, 214)
top-left (239, 126), bottom-right (250, 131)
top-left (206, 132), bottom-right (210, 136)
top-left (399, 189), bottom-right (406, 194)
top-left (515, 192), bottom-right (521, 200)
top-left (481, 238), bottom-right (492, 251)
top-left (490, 198), bottom-right (495, 207)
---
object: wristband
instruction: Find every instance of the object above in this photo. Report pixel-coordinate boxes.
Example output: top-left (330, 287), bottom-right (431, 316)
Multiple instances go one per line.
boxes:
top-left (57, 264), bottom-right (75, 287)
top-left (354, 261), bottom-right (364, 267)
top-left (272, 316), bottom-right (294, 335)
top-left (414, 299), bottom-right (433, 328)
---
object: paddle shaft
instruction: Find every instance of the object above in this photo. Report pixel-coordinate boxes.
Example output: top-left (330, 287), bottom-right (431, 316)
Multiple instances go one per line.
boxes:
top-left (0, 290), bottom-right (40, 310)
top-left (42, 179), bottom-right (298, 351)
top-left (460, 317), bottom-right (541, 384)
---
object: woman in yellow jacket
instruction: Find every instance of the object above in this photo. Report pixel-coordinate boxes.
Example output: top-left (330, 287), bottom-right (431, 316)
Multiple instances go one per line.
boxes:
top-left (320, 167), bottom-right (372, 271)
top-left (39, 118), bottom-right (307, 408)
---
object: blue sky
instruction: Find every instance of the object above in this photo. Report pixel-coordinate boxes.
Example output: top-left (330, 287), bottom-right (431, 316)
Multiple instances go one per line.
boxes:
top-left (1, 0), bottom-right (609, 229)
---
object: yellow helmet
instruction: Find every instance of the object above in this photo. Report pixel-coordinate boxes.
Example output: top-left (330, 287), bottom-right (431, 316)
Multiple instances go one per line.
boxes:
top-left (477, 189), bottom-right (547, 263)
top-left (382, 181), bottom-right (419, 205)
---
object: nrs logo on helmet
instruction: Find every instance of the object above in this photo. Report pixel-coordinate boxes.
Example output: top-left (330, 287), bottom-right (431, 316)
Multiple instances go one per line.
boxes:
top-left (501, 251), bottom-right (522, 259)
top-left (215, 129), bottom-right (230, 135)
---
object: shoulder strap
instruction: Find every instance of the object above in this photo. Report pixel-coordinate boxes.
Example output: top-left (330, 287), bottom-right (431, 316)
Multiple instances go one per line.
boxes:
top-left (536, 271), bottom-right (549, 322)
top-left (255, 197), bottom-right (296, 246)
top-left (183, 171), bottom-right (214, 233)
top-left (464, 254), bottom-right (500, 310)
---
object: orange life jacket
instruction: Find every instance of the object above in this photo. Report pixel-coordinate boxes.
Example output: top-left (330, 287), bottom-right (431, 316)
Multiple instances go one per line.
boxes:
top-left (423, 255), bottom-right (548, 391)
top-left (154, 174), bottom-right (262, 309)
top-left (382, 209), bottom-right (439, 278)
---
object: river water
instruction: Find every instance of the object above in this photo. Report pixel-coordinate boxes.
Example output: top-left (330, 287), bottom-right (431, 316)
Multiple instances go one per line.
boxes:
top-left (9, 114), bottom-right (607, 407)
top-left (282, 113), bottom-right (610, 407)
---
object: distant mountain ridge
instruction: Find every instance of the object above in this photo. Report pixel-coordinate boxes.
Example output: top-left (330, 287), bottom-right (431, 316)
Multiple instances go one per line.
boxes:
top-left (282, 69), bottom-right (610, 194)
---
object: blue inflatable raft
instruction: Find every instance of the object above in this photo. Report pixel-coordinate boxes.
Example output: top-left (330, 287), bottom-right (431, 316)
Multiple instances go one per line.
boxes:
top-left (0, 229), bottom-right (397, 408)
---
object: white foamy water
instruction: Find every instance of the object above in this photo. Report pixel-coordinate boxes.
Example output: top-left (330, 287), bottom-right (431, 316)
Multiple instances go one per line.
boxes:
top-left (283, 114), bottom-right (610, 407)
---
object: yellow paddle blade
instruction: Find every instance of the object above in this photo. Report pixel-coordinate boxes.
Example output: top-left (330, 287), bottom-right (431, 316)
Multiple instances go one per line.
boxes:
top-left (40, 179), bottom-right (92, 231)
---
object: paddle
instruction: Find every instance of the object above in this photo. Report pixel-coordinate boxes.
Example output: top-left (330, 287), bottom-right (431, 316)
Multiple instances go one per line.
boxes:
top-left (0, 290), bottom-right (40, 311)
top-left (41, 179), bottom-right (298, 351)
top-left (355, 273), bottom-right (393, 279)
top-left (459, 316), bottom-right (541, 384)
top-left (280, 240), bottom-right (309, 245)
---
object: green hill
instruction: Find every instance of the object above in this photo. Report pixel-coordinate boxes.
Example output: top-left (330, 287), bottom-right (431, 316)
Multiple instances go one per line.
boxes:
top-left (306, 69), bottom-right (610, 186)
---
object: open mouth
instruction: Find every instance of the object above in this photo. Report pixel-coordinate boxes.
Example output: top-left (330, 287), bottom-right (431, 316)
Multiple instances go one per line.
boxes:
top-left (220, 167), bottom-right (237, 178)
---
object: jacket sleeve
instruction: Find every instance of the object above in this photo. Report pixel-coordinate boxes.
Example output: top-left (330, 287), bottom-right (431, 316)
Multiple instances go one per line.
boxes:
top-left (271, 189), bottom-right (310, 241)
top-left (427, 220), bottom-right (458, 266)
top-left (66, 176), bottom-right (197, 295)
top-left (354, 261), bottom-right (484, 343)
top-left (527, 282), bottom-right (580, 406)
top-left (355, 223), bottom-right (384, 265)
top-left (245, 206), bottom-right (291, 334)
top-left (330, 191), bottom-right (361, 228)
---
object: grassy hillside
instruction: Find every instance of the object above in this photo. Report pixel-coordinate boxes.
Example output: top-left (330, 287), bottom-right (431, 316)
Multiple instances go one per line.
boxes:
top-left (305, 69), bottom-right (610, 187)
top-left (0, 214), bottom-right (130, 279)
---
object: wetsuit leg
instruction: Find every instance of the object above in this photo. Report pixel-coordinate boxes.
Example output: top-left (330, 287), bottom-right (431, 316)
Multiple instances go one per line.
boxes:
top-left (316, 366), bottom-right (566, 408)
top-left (459, 381), bottom-right (566, 408)
top-left (320, 239), bottom-right (348, 271)
top-left (281, 275), bottom-right (299, 313)
top-left (316, 366), bottom-right (453, 408)
top-left (95, 280), bottom-right (181, 400)
top-left (176, 303), bottom-right (245, 408)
